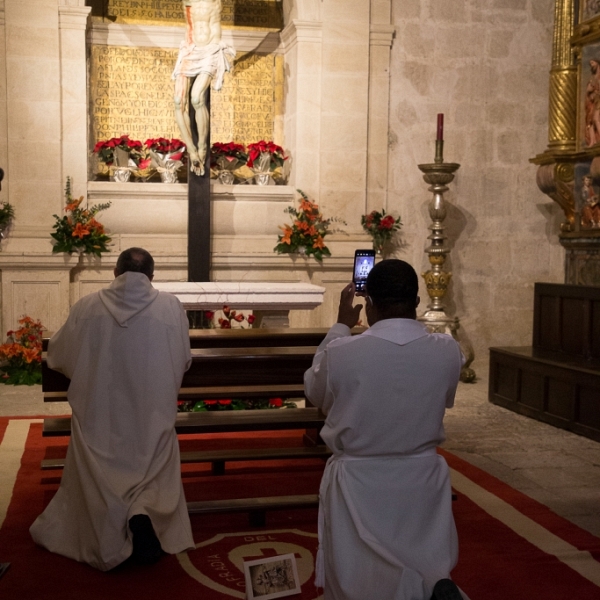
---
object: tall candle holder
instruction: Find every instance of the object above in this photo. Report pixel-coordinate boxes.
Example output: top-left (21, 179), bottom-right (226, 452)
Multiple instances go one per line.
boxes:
top-left (418, 144), bottom-right (475, 383)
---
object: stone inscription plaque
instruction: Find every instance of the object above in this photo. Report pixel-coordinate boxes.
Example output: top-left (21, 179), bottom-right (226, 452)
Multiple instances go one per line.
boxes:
top-left (90, 45), bottom-right (283, 146)
top-left (100, 0), bottom-right (282, 29)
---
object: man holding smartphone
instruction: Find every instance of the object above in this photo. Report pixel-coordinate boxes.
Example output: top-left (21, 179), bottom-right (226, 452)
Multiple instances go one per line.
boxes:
top-left (305, 259), bottom-right (465, 600)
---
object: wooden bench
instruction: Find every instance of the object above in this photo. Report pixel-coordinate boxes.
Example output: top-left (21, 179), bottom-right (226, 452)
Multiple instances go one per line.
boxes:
top-left (40, 339), bottom-right (330, 522)
top-left (489, 283), bottom-right (600, 442)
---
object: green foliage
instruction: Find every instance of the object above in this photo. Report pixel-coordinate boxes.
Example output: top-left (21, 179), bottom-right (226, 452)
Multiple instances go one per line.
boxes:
top-left (0, 201), bottom-right (15, 228)
top-left (51, 177), bottom-right (112, 256)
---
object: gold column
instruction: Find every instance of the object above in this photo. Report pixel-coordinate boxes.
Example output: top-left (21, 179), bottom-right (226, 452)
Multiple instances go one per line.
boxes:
top-left (548, 0), bottom-right (577, 151)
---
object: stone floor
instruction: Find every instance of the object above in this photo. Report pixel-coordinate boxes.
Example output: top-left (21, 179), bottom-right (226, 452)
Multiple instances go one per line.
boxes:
top-left (2, 366), bottom-right (599, 537)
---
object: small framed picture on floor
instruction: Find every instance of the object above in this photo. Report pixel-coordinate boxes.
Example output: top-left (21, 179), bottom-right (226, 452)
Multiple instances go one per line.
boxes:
top-left (243, 553), bottom-right (301, 599)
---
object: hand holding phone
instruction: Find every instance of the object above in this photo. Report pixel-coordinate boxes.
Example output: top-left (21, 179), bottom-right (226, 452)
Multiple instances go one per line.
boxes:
top-left (337, 283), bottom-right (363, 328)
top-left (352, 249), bottom-right (376, 294)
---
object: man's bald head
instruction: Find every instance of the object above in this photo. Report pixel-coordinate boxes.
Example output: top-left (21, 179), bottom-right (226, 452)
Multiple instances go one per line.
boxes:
top-left (114, 247), bottom-right (154, 280)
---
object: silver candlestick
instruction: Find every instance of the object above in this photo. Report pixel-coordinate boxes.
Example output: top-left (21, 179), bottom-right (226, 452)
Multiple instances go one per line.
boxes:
top-left (418, 141), bottom-right (475, 382)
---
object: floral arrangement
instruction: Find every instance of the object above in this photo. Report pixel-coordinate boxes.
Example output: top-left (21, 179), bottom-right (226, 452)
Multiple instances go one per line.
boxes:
top-left (0, 316), bottom-right (44, 385)
top-left (247, 140), bottom-right (287, 184)
top-left (179, 396), bottom-right (297, 412)
top-left (210, 142), bottom-right (248, 169)
top-left (361, 209), bottom-right (402, 254)
top-left (246, 140), bottom-right (287, 170)
top-left (145, 137), bottom-right (186, 182)
top-left (51, 177), bottom-right (112, 256)
top-left (93, 135), bottom-right (144, 167)
top-left (145, 137), bottom-right (186, 159)
top-left (0, 201), bottom-right (14, 229)
top-left (274, 190), bottom-right (343, 262)
top-left (187, 307), bottom-right (256, 329)
top-left (210, 142), bottom-right (249, 184)
top-left (217, 305), bottom-right (256, 329)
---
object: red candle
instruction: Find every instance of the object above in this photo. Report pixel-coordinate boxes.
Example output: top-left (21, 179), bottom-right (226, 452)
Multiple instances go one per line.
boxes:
top-left (437, 113), bottom-right (444, 141)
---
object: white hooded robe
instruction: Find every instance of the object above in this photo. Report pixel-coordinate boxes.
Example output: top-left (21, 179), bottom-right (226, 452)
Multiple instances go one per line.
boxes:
top-left (30, 272), bottom-right (194, 571)
top-left (304, 320), bottom-right (463, 600)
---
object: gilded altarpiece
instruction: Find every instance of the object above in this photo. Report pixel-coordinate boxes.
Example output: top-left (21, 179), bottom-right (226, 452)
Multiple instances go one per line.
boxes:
top-left (88, 0), bottom-right (284, 156)
top-left (532, 0), bottom-right (600, 286)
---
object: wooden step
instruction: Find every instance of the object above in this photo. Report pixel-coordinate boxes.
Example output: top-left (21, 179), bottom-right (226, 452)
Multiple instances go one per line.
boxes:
top-left (44, 383), bottom-right (307, 403)
top-left (186, 494), bottom-right (319, 526)
top-left (42, 407), bottom-right (326, 437)
top-left (41, 445), bottom-right (332, 471)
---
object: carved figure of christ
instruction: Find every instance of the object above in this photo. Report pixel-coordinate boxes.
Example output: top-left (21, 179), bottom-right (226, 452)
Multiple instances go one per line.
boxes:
top-left (172, 0), bottom-right (234, 176)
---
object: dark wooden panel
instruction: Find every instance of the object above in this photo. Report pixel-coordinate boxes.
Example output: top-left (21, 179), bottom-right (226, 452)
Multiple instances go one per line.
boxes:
top-left (578, 385), bottom-right (600, 430)
top-left (43, 346), bottom-right (318, 392)
top-left (533, 282), bottom-right (600, 358)
top-left (43, 407), bottom-right (326, 437)
top-left (519, 371), bottom-right (545, 411)
top-left (494, 362), bottom-right (519, 402)
top-left (489, 346), bottom-right (600, 442)
top-left (44, 327), bottom-right (366, 351)
top-left (592, 300), bottom-right (600, 360)
top-left (547, 378), bottom-right (574, 421)
top-left (561, 298), bottom-right (586, 357)
top-left (536, 293), bottom-right (561, 350)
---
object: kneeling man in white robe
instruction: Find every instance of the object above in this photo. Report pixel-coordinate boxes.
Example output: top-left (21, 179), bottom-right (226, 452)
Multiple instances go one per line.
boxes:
top-left (305, 259), bottom-right (465, 600)
top-left (30, 248), bottom-right (194, 571)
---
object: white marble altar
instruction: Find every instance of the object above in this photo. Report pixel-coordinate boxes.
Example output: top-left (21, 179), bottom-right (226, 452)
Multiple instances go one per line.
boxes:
top-left (153, 281), bottom-right (325, 328)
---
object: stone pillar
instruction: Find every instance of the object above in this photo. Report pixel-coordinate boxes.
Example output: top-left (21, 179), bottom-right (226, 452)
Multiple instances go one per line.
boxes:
top-left (548, 0), bottom-right (576, 151)
top-left (3, 0), bottom-right (63, 249)
top-left (58, 3), bottom-right (91, 200)
top-left (367, 0), bottom-right (394, 212)
top-left (0, 4), bottom-right (8, 203)
top-left (319, 0), bottom-right (371, 226)
top-left (281, 19), bottom-right (323, 196)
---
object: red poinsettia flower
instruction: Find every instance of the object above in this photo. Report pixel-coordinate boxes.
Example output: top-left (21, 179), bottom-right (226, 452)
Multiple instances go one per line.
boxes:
top-left (269, 398), bottom-right (283, 407)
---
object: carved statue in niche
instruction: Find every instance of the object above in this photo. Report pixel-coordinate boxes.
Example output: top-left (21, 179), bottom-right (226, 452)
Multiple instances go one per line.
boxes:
top-left (172, 0), bottom-right (235, 176)
top-left (581, 174), bottom-right (600, 228)
top-left (584, 58), bottom-right (600, 147)
top-left (583, 0), bottom-right (600, 22)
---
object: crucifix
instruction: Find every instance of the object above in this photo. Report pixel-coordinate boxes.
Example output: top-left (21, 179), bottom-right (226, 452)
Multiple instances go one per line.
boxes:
top-left (172, 0), bottom-right (235, 281)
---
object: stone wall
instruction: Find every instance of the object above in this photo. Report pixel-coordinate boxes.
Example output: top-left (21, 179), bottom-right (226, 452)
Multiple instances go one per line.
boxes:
top-left (385, 0), bottom-right (564, 366)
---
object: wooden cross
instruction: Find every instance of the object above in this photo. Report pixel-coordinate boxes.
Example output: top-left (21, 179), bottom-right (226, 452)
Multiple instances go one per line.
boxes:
top-left (187, 88), bottom-right (211, 282)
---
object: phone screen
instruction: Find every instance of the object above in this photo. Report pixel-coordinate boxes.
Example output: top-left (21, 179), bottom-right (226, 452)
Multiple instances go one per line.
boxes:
top-left (353, 250), bottom-right (376, 292)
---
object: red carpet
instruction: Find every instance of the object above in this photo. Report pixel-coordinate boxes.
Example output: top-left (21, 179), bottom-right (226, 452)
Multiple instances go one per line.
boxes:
top-left (1, 418), bottom-right (600, 599)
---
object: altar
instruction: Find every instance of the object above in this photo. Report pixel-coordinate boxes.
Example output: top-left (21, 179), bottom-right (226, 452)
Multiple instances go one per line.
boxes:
top-left (153, 281), bottom-right (325, 328)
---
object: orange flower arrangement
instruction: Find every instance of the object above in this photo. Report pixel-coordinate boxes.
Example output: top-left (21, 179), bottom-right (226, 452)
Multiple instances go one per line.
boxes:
top-left (274, 190), bottom-right (344, 262)
top-left (51, 177), bottom-right (112, 256)
top-left (0, 316), bottom-right (44, 385)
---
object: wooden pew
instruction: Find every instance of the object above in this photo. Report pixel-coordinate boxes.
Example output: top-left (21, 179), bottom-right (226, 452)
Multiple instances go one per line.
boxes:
top-left (489, 283), bottom-right (600, 442)
top-left (40, 346), bottom-right (329, 499)
top-left (39, 329), bottom-right (348, 522)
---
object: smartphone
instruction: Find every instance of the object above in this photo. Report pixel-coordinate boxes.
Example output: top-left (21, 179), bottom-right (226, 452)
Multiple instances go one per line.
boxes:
top-left (353, 249), bottom-right (376, 292)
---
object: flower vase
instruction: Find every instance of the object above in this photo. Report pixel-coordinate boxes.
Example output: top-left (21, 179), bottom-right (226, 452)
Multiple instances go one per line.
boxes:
top-left (111, 168), bottom-right (131, 183)
top-left (160, 169), bottom-right (179, 183)
top-left (218, 170), bottom-right (235, 185)
top-left (253, 152), bottom-right (274, 185)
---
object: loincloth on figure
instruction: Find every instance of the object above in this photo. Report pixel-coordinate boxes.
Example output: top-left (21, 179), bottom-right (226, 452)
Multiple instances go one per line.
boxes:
top-left (172, 41), bottom-right (235, 91)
